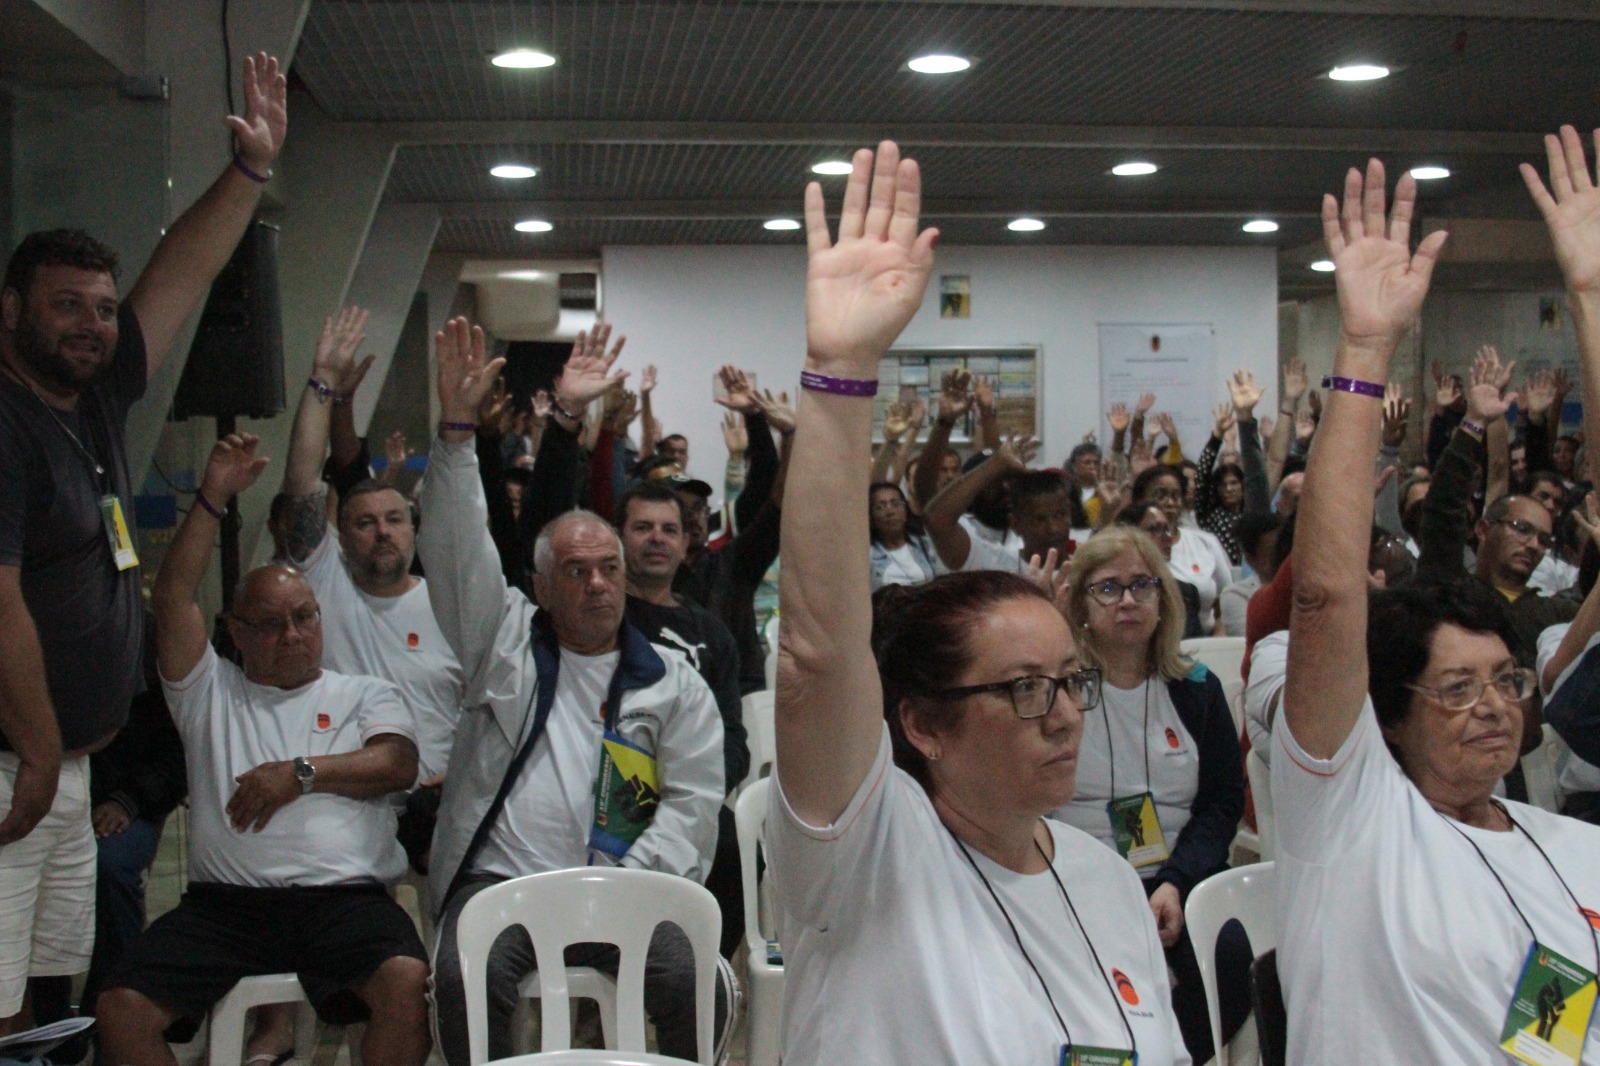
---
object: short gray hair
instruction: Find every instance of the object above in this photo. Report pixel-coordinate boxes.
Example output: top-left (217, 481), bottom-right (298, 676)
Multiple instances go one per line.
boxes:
top-left (533, 509), bottom-right (624, 575)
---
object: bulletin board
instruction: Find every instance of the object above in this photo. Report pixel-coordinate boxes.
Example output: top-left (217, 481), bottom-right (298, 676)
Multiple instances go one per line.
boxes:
top-left (876, 346), bottom-right (1041, 444)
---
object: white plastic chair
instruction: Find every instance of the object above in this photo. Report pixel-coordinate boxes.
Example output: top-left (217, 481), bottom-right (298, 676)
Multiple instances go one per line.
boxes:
top-left (452, 868), bottom-right (722, 1065)
top-left (1185, 863), bottom-right (1277, 1066)
top-left (1181, 636), bottom-right (1247, 691)
top-left (738, 690), bottom-right (777, 795)
top-left (1246, 749), bottom-right (1275, 861)
top-left (1522, 723), bottom-right (1562, 813)
top-left (204, 974), bottom-right (318, 1066)
top-left (511, 968), bottom-right (618, 1054)
top-left (488, 1050), bottom-right (692, 1065)
top-left (735, 778), bottom-right (783, 1066)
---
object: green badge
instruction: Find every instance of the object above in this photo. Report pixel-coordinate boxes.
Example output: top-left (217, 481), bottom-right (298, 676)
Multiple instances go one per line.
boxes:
top-left (588, 728), bottom-right (660, 863)
top-left (1060, 1045), bottom-right (1136, 1066)
top-left (99, 495), bottom-right (139, 571)
top-left (1107, 793), bottom-right (1168, 869)
top-left (1499, 940), bottom-right (1596, 1066)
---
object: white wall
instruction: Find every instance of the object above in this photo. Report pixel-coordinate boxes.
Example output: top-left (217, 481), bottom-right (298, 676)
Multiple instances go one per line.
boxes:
top-left (603, 243), bottom-right (1279, 488)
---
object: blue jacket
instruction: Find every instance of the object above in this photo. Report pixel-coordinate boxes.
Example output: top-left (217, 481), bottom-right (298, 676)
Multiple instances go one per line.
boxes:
top-left (1156, 665), bottom-right (1247, 899)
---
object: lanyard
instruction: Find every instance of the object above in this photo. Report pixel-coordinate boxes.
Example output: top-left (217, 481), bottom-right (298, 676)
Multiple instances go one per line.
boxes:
top-left (1104, 680), bottom-right (1154, 802)
top-left (2, 366), bottom-right (108, 491)
top-left (1440, 803), bottom-right (1600, 976)
top-left (950, 826), bottom-right (1139, 1056)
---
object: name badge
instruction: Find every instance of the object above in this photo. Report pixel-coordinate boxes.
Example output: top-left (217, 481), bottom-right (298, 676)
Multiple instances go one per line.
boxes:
top-left (1060, 1045), bottom-right (1136, 1066)
top-left (99, 495), bottom-right (138, 571)
top-left (1107, 793), bottom-right (1169, 869)
top-left (1499, 939), bottom-right (1597, 1066)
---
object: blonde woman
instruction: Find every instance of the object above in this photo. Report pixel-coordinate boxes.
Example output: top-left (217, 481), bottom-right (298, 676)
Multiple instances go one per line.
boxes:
top-left (1060, 526), bottom-right (1246, 1061)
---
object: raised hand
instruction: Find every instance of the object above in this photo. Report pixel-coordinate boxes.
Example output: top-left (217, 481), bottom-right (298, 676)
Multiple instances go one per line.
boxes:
top-left (1153, 412), bottom-right (1178, 442)
top-left (312, 305), bottom-right (375, 397)
top-left (1524, 368), bottom-right (1557, 423)
top-left (757, 388), bottom-right (797, 434)
top-left (1024, 548), bottom-right (1072, 615)
top-left (1522, 126), bottom-right (1600, 294)
top-left (996, 434), bottom-right (1041, 471)
top-left (1228, 368), bottom-right (1263, 416)
top-left (1282, 358), bottom-right (1308, 405)
top-left (1097, 455), bottom-right (1128, 515)
top-left (477, 379), bottom-right (513, 437)
top-left (556, 324), bottom-right (628, 411)
top-left (938, 368), bottom-right (973, 422)
top-left (715, 364), bottom-right (759, 413)
top-left (1213, 401), bottom-right (1236, 439)
top-left (722, 411), bottom-right (748, 455)
top-left (1572, 492), bottom-right (1600, 545)
top-left (1436, 374), bottom-right (1462, 410)
top-left (906, 398), bottom-right (928, 432)
top-left (385, 429), bottom-right (413, 468)
top-left (610, 389), bottom-right (640, 431)
top-left (226, 53), bottom-right (288, 172)
top-left (1467, 344), bottom-right (1518, 424)
top-left (972, 375), bottom-right (997, 413)
top-left (1295, 407), bottom-right (1317, 444)
top-left (1107, 402), bottom-right (1131, 434)
top-left (882, 401), bottom-right (912, 442)
top-left (1553, 365), bottom-right (1575, 409)
top-left (1135, 391), bottom-right (1157, 415)
top-left (1128, 435), bottom-right (1156, 477)
top-left (530, 389), bottom-right (552, 425)
top-left (1307, 390), bottom-right (1323, 418)
top-left (640, 364), bottom-right (658, 395)
top-left (805, 142), bottom-right (938, 373)
top-left (1258, 415), bottom-right (1276, 442)
top-left (435, 316), bottom-right (505, 427)
top-left (1381, 382), bottom-right (1411, 447)
top-left (201, 433), bottom-right (270, 502)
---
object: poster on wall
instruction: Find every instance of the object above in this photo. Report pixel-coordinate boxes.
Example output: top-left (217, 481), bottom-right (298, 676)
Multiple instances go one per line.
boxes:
top-left (1098, 324), bottom-right (1217, 459)
top-left (880, 346), bottom-right (1040, 443)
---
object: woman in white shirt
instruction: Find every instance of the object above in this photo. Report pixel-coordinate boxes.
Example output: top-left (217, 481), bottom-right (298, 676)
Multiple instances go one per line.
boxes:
top-left (868, 481), bottom-right (941, 590)
top-left (1061, 525), bottom-right (1247, 1061)
top-left (1131, 464), bottom-right (1231, 630)
top-left (771, 141), bottom-right (1189, 1066)
top-left (1277, 148), bottom-right (1600, 1065)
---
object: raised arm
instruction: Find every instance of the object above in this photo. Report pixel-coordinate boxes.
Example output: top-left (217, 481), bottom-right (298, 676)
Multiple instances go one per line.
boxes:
top-left (1267, 361), bottom-right (1304, 489)
top-left (1231, 371), bottom-right (1271, 513)
top-left (911, 369), bottom-right (970, 509)
top-left (127, 53), bottom-right (287, 375)
top-left (778, 142), bottom-right (937, 825)
top-left (922, 437), bottom-right (1038, 571)
top-left (1286, 159), bottom-right (1446, 759)
top-left (1417, 352), bottom-right (1514, 578)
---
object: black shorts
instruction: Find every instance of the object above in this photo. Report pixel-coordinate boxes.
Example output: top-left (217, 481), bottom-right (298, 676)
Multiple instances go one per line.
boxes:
top-left (106, 882), bottom-right (427, 1029)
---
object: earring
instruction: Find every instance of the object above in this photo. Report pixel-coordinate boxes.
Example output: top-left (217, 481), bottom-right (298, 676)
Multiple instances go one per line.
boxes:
top-left (926, 748), bottom-right (941, 761)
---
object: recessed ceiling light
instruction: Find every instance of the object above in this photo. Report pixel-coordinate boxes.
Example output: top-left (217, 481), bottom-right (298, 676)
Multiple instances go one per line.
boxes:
top-left (1008, 218), bottom-right (1046, 232)
top-left (513, 219), bottom-right (553, 233)
top-left (907, 54), bottom-right (971, 74)
top-left (1310, 260), bottom-right (1337, 272)
top-left (1242, 219), bottom-right (1280, 233)
top-left (764, 218), bottom-right (802, 231)
top-left (1328, 64), bottom-right (1389, 81)
top-left (1409, 166), bottom-right (1451, 180)
top-left (490, 164), bottom-right (538, 180)
top-left (1111, 162), bottom-right (1159, 177)
top-left (811, 161), bottom-right (854, 176)
top-left (491, 49), bottom-right (557, 69)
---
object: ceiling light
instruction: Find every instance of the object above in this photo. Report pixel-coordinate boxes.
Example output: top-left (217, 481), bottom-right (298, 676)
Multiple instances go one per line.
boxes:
top-left (764, 218), bottom-right (802, 231)
top-left (492, 49), bottom-right (557, 69)
top-left (513, 219), bottom-right (553, 233)
top-left (1242, 219), bottom-right (1280, 233)
top-left (490, 164), bottom-right (538, 180)
top-left (1008, 218), bottom-right (1046, 232)
top-left (811, 161), bottom-right (854, 176)
top-left (1111, 162), bottom-right (1159, 177)
top-left (907, 54), bottom-right (971, 74)
top-left (1328, 64), bottom-right (1389, 81)
top-left (1310, 260), bottom-right (1337, 272)
top-left (1409, 165), bottom-right (1451, 180)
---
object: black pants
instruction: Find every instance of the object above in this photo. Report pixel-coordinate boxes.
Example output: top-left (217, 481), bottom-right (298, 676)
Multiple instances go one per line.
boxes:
top-left (1147, 879), bottom-right (1252, 1062)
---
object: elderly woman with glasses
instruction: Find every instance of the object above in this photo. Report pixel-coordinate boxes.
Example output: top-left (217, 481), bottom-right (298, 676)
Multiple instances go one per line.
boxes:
top-left (1059, 526), bottom-right (1246, 1060)
top-left (1114, 503), bottom-right (1206, 638)
top-left (1276, 145), bottom-right (1600, 1064)
top-left (769, 142), bottom-right (1190, 1065)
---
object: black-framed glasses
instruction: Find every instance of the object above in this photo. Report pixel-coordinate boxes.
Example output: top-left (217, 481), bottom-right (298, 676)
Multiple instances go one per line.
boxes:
top-left (231, 606), bottom-right (322, 639)
top-left (1405, 668), bottom-right (1537, 714)
top-left (933, 668), bottom-right (1102, 719)
top-left (1494, 518), bottom-right (1555, 551)
top-left (1086, 576), bottom-right (1163, 607)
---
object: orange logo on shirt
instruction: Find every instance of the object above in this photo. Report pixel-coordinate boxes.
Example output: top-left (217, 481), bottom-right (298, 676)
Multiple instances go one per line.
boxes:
top-left (1112, 969), bottom-right (1140, 1006)
top-left (1165, 727), bottom-right (1180, 749)
top-left (316, 712), bottom-right (331, 730)
top-left (407, 632), bottom-right (420, 648)
top-left (1191, 563), bottom-right (1202, 574)
top-left (1582, 907), bottom-right (1600, 931)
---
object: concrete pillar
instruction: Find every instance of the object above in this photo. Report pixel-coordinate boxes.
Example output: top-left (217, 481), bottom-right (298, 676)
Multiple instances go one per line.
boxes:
top-left (344, 202), bottom-right (441, 435)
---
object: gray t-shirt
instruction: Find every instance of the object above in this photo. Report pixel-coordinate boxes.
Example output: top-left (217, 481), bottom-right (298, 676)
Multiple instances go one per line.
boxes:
top-left (0, 302), bottom-right (146, 750)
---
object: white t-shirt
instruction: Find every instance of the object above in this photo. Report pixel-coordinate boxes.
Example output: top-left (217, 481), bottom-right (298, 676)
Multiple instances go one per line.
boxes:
top-left (960, 532), bottom-right (1027, 574)
top-left (879, 543), bottom-right (932, 588)
top-left (1530, 553), bottom-right (1580, 598)
top-left (1168, 527), bottom-right (1231, 620)
top-left (1537, 623), bottom-right (1600, 794)
top-left (476, 648), bottom-right (621, 878)
top-left (768, 729), bottom-right (1189, 1066)
top-left (163, 644), bottom-right (414, 887)
top-left (300, 534), bottom-right (465, 779)
top-left (1272, 696), bottom-right (1600, 1064)
top-left (1219, 572), bottom-right (1259, 638)
top-left (1243, 630), bottom-right (1289, 766)
top-left (960, 512), bottom-right (1022, 554)
top-left (1055, 679), bottom-right (1198, 876)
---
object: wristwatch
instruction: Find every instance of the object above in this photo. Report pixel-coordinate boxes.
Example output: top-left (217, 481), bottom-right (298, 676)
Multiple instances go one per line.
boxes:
top-left (293, 756), bottom-right (316, 794)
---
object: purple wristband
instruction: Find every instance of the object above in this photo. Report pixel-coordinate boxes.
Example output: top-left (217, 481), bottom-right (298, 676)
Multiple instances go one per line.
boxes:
top-left (439, 421), bottom-right (477, 433)
top-left (1322, 375), bottom-right (1386, 399)
top-left (194, 491), bottom-right (226, 521)
top-left (1460, 418), bottom-right (1486, 437)
top-left (799, 370), bottom-right (878, 397)
top-left (233, 155), bottom-right (271, 184)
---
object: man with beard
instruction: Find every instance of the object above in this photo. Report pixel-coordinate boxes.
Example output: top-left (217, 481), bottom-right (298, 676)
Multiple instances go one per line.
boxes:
top-left (0, 53), bottom-right (286, 1034)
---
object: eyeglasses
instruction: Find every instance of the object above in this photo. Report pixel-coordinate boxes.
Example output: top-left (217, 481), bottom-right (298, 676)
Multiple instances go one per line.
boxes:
top-left (1405, 668), bottom-right (1537, 713)
top-left (933, 669), bottom-right (1102, 719)
top-left (232, 606), bottom-right (322, 638)
top-left (1086, 576), bottom-right (1164, 607)
top-left (1494, 518), bottom-right (1555, 551)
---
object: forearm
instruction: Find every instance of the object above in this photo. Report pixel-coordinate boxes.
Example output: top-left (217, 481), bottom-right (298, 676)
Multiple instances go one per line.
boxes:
top-left (1239, 417), bottom-right (1270, 512)
top-left (1374, 444), bottom-right (1404, 534)
top-left (1267, 404), bottom-right (1294, 489)
top-left (739, 411), bottom-right (778, 529)
top-left (305, 736), bottom-right (418, 799)
top-left (924, 454), bottom-right (1009, 533)
top-left (1417, 428), bottom-right (1483, 578)
top-left (978, 405), bottom-right (1000, 451)
top-left (1110, 425), bottom-right (1127, 457)
top-left (417, 436), bottom-right (513, 681)
top-left (912, 417), bottom-right (955, 509)
top-left (0, 593), bottom-right (64, 770)
top-left (1545, 577), bottom-right (1600, 692)
top-left (518, 419), bottom-right (582, 552)
top-left (1195, 434), bottom-right (1222, 517)
top-left (284, 383), bottom-right (333, 496)
top-left (329, 401), bottom-right (363, 472)
top-left (1575, 292), bottom-right (1600, 481)
top-left (868, 441), bottom-right (898, 484)
top-left (1485, 417), bottom-right (1510, 504)
top-left (639, 393), bottom-right (658, 459)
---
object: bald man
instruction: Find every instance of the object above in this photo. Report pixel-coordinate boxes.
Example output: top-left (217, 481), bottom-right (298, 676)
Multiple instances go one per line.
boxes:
top-left (420, 318), bottom-right (729, 1065)
top-left (97, 434), bottom-right (430, 1066)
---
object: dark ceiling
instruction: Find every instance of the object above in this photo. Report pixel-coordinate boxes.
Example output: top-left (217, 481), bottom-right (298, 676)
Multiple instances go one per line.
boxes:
top-left (290, 1), bottom-right (1600, 284)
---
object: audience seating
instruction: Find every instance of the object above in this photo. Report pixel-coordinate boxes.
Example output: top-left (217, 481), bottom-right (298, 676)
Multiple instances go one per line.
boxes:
top-left (735, 778), bottom-right (783, 1066)
top-left (511, 969), bottom-right (619, 1055)
top-left (1185, 862), bottom-right (1278, 1066)
top-left (451, 868), bottom-right (722, 1064)
top-left (1246, 749), bottom-right (1275, 860)
top-left (1522, 723), bottom-right (1563, 814)
top-left (738, 690), bottom-right (777, 796)
top-left (1180, 636), bottom-right (1247, 693)
top-left (203, 974), bottom-right (319, 1066)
